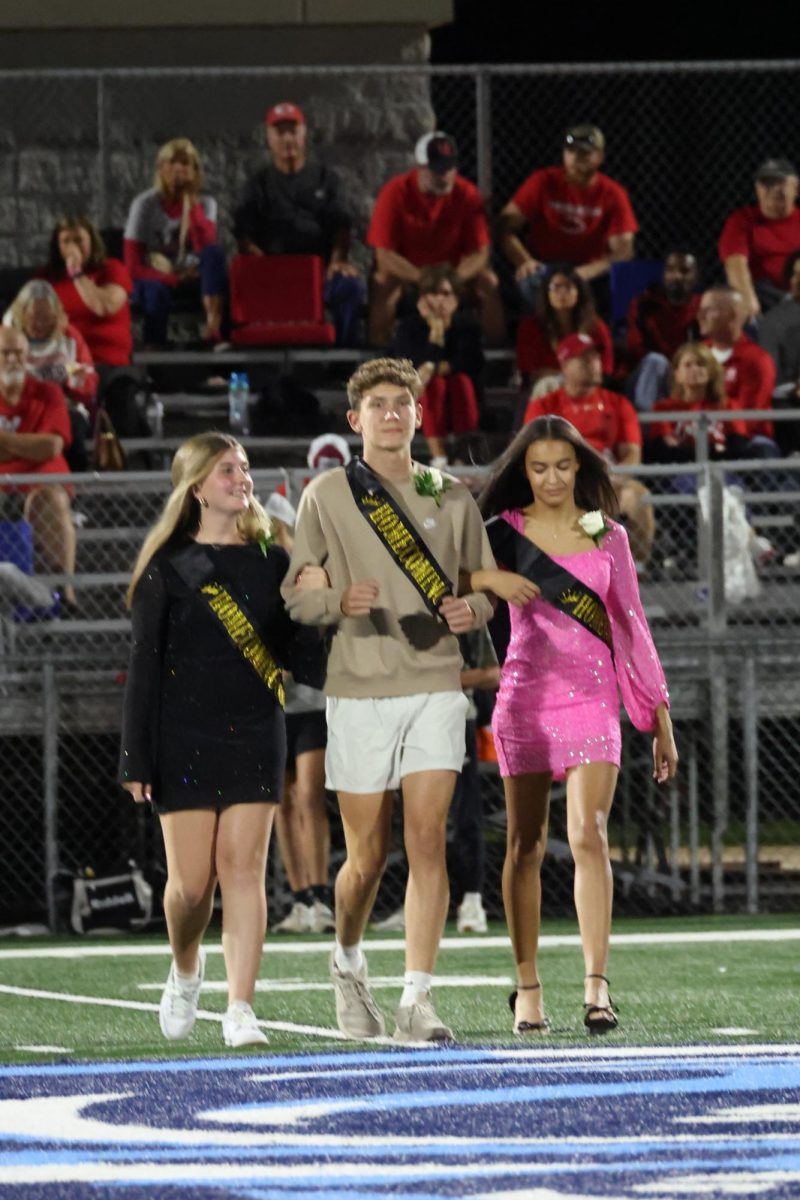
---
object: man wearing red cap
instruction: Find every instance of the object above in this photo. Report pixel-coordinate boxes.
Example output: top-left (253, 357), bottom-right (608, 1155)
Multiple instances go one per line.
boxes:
top-left (233, 102), bottom-right (365, 346)
top-left (366, 131), bottom-right (504, 346)
top-left (524, 332), bottom-right (654, 562)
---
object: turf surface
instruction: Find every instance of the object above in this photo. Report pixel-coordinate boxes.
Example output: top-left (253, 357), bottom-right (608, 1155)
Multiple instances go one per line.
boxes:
top-left (0, 913), bottom-right (798, 1064)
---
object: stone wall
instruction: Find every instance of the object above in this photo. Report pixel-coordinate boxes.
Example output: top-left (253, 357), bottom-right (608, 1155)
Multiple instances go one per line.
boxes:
top-left (0, 66), bottom-right (437, 270)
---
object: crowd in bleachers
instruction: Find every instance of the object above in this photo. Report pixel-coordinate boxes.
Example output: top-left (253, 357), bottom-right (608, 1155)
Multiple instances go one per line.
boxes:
top-left (2, 103), bottom-right (800, 596)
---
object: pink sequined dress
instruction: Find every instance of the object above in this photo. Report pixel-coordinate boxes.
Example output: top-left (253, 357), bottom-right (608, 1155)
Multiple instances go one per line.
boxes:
top-left (492, 510), bottom-right (669, 780)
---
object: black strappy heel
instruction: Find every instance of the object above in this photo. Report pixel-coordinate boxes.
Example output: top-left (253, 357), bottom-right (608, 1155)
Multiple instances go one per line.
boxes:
top-left (508, 982), bottom-right (550, 1034)
top-left (583, 973), bottom-right (618, 1035)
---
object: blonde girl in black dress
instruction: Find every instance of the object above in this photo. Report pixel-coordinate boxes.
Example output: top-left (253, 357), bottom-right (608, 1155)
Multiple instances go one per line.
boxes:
top-left (120, 431), bottom-right (324, 1047)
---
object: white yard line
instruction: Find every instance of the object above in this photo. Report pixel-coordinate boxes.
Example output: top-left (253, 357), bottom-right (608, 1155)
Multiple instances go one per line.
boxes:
top-left (137, 974), bottom-right (512, 992)
top-left (0, 926), bottom-right (799, 961)
top-left (0, 984), bottom-right (370, 1043)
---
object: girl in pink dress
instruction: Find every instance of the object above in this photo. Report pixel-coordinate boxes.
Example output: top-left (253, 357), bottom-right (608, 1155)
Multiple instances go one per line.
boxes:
top-left (468, 414), bottom-right (678, 1036)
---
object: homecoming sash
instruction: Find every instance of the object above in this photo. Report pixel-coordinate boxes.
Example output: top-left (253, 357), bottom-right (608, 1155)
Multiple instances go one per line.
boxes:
top-left (345, 458), bottom-right (454, 617)
top-left (169, 544), bottom-right (285, 706)
top-left (485, 515), bottom-right (613, 652)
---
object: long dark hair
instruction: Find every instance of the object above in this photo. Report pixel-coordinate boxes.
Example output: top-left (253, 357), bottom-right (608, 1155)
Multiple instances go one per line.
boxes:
top-left (536, 264), bottom-right (598, 342)
top-left (478, 415), bottom-right (619, 519)
top-left (47, 215), bottom-right (107, 277)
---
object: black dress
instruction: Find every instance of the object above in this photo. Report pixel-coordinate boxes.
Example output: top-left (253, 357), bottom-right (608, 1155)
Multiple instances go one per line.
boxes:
top-left (119, 540), bottom-right (299, 814)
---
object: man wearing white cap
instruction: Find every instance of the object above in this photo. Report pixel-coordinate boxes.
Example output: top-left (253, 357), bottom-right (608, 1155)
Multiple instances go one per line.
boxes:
top-left (366, 132), bottom-right (504, 345)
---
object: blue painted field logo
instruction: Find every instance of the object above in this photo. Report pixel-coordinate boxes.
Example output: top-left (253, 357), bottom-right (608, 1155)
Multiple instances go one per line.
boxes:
top-left (0, 1046), bottom-right (799, 1196)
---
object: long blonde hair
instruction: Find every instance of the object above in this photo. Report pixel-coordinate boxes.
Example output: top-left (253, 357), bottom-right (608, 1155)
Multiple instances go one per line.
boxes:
top-left (126, 432), bottom-right (272, 606)
top-left (154, 138), bottom-right (204, 196)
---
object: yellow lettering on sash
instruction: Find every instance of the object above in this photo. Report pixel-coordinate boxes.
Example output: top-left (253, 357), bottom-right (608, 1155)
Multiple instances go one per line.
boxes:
top-left (557, 585), bottom-right (611, 646)
top-left (365, 500), bottom-right (449, 606)
top-left (200, 583), bottom-right (285, 706)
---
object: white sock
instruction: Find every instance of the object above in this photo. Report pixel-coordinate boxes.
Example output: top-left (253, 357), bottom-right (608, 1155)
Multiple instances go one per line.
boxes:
top-left (335, 940), bottom-right (364, 975)
top-left (226, 999), bottom-right (252, 1014)
top-left (400, 970), bottom-right (432, 1007)
top-left (175, 960), bottom-right (200, 983)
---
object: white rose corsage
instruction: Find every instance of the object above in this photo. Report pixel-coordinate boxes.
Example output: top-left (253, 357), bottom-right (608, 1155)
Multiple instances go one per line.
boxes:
top-left (413, 465), bottom-right (452, 508)
top-left (578, 510), bottom-right (611, 549)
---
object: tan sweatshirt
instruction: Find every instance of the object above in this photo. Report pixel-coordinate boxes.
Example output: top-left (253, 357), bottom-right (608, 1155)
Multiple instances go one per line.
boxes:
top-left (281, 463), bottom-right (496, 699)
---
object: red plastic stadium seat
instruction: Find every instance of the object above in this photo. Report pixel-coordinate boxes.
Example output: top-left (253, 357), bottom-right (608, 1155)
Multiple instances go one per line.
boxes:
top-left (229, 254), bottom-right (335, 346)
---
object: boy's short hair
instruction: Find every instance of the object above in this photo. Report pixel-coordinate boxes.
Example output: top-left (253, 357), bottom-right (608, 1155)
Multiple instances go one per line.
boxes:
top-left (346, 357), bottom-right (423, 410)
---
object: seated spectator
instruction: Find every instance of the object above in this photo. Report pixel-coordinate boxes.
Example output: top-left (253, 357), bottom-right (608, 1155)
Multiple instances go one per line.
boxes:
top-left (391, 263), bottom-right (483, 466)
top-left (43, 215), bottom-right (147, 439)
top-left (648, 343), bottom-right (775, 568)
top-left (499, 124), bottom-right (637, 311)
top-left (646, 343), bottom-right (728, 465)
top-left (516, 264), bottom-right (612, 395)
top-left (233, 102), bottom-right (364, 347)
top-left (720, 158), bottom-right (800, 322)
top-left (0, 327), bottom-right (76, 609)
top-left (523, 332), bottom-right (654, 562)
top-left (367, 131), bottom-right (504, 345)
top-left (698, 286), bottom-right (779, 457)
top-left (5, 280), bottom-right (97, 471)
top-left (124, 137), bottom-right (227, 346)
top-left (759, 250), bottom-right (800, 386)
top-left (625, 249), bottom-right (701, 412)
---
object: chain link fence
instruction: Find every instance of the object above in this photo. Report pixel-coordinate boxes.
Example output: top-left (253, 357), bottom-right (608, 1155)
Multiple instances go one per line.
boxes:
top-left (3, 452), bottom-right (800, 930)
top-left (2, 61), bottom-right (800, 279)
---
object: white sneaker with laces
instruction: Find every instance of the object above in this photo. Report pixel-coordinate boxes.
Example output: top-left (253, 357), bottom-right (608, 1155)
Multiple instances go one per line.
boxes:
top-left (456, 892), bottom-right (488, 933)
top-left (371, 907), bottom-right (405, 932)
top-left (159, 947), bottom-right (206, 1041)
top-left (330, 949), bottom-right (386, 1039)
top-left (393, 993), bottom-right (454, 1043)
top-left (310, 898), bottom-right (336, 933)
top-left (274, 901), bottom-right (314, 933)
top-left (222, 1000), bottom-right (269, 1048)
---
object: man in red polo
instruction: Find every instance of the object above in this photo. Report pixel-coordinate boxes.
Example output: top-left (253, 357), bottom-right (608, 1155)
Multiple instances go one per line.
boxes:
top-left (0, 327), bottom-right (77, 609)
top-left (698, 286), bottom-right (778, 455)
top-left (719, 158), bottom-right (800, 322)
top-left (523, 332), bottom-right (653, 562)
top-left (366, 131), bottom-right (503, 345)
top-left (499, 124), bottom-right (638, 307)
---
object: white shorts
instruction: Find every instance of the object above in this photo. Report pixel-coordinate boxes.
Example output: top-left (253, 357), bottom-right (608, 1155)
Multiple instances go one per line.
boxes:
top-left (325, 691), bottom-right (469, 794)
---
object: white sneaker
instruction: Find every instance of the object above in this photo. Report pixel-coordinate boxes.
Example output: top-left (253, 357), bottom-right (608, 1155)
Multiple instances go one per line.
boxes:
top-left (222, 1000), bottom-right (269, 1048)
top-left (274, 901), bottom-right (314, 933)
top-left (330, 949), bottom-right (386, 1039)
top-left (456, 892), bottom-right (488, 933)
top-left (310, 898), bottom-right (336, 933)
top-left (393, 994), bottom-right (454, 1042)
top-left (159, 947), bottom-right (205, 1041)
top-left (371, 907), bottom-right (405, 932)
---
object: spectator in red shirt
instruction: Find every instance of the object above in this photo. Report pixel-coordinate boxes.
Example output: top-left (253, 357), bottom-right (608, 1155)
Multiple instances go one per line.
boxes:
top-left (43, 216), bottom-right (149, 440)
top-left (516, 265), bottom-right (613, 392)
top-left (124, 138), bottom-right (227, 346)
top-left (499, 125), bottom-right (638, 310)
top-left (698, 286), bottom-right (778, 455)
top-left (0, 327), bottom-right (77, 608)
top-left (366, 131), bottom-right (504, 345)
top-left (719, 158), bottom-right (800, 322)
top-left (5, 280), bottom-right (97, 472)
top-left (523, 332), bottom-right (653, 562)
top-left (646, 343), bottom-right (727, 465)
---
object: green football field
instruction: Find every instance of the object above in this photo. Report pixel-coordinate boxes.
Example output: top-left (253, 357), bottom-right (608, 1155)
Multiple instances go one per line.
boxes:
top-left (0, 912), bottom-right (798, 1064)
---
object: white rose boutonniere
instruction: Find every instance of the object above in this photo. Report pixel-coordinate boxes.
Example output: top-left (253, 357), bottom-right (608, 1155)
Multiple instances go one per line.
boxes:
top-left (413, 465), bottom-right (452, 507)
top-left (578, 510), bottom-right (611, 549)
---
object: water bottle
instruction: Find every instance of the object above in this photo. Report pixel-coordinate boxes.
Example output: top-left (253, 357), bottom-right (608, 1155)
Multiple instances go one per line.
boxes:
top-left (228, 372), bottom-right (250, 436)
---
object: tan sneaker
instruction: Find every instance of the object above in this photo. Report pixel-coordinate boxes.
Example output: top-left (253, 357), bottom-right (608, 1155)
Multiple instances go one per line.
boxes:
top-left (329, 949), bottom-right (386, 1040)
top-left (393, 993), bottom-right (454, 1043)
